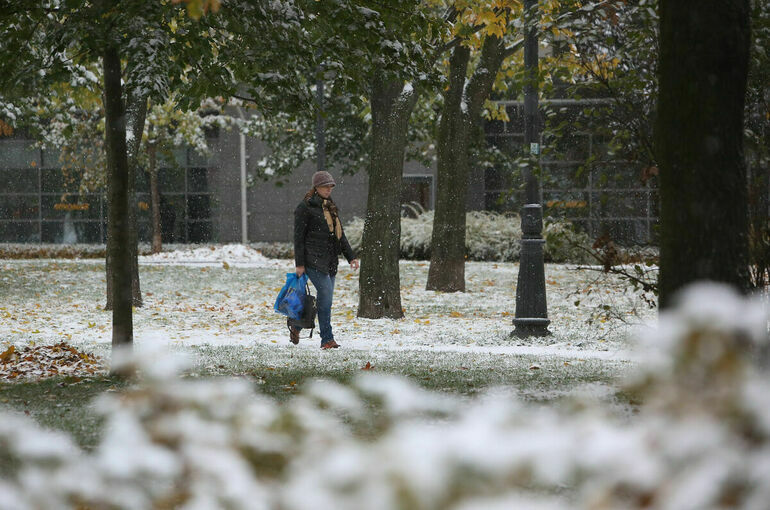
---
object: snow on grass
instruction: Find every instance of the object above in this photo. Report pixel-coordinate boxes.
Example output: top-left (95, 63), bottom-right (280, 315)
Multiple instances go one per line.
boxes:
top-left (1, 284), bottom-right (767, 510)
top-left (0, 245), bottom-right (654, 392)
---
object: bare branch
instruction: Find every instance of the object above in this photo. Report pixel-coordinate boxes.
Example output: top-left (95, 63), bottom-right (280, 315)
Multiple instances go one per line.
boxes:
top-left (503, 38), bottom-right (524, 58)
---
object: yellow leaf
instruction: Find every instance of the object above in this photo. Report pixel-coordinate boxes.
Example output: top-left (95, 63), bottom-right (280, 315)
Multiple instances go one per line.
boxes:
top-left (0, 345), bottom-right (15, 362)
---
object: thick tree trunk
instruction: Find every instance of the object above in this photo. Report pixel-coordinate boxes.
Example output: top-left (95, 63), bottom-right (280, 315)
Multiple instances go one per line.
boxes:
top-left (656, 0), bottom-right (752, 307)
top-left (105, 89), bottom-right (146, 309)
top-left (427, 46), bottom-right (472, 292)
top-left (357, 76), bottom-right (417, 319)
top-left (427, 36), bottom-right (506, 292)
top-left (103, 45), bottom-right (133, 352)
top-left (126, 90), bottom-right (146, 307)
top-left (149, 143), bottom-right (162, 254)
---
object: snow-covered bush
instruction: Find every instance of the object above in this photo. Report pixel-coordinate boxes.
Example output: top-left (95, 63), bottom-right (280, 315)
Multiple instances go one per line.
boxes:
top-left (346, 211), bottom-right (594, 262)
top-left (249, 241), bottom-right (293, 259)
top-left (464, 211), bottom-right (523, 262)
top-left (1, 283), bottom-right (769, 509)
top-left (543, 220), bottom-right (594, 264)
top-left (0, 243), bottom-right (107, 259)
top-left (0, 243), bottom-right (295, 261)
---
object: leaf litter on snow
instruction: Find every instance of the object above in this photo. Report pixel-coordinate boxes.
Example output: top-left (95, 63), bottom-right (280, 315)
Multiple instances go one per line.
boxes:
top-left (0, 342), bottom-right (104, 381)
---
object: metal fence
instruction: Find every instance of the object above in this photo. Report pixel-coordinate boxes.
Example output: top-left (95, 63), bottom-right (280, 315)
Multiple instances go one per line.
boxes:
top-left (485, 99), bottom-right (659, 245)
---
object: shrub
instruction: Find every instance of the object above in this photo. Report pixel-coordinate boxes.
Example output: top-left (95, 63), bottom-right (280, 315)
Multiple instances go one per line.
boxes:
top-left (249, 242), bottom-right (293, 259)
top-left (0, 243), bottom-right (108, 259)
top-left (542, 220), bottom-right (594, 264)
top-left (0, 243), bottom-right (296, 260)
top-left (345, 211), bottom-right (596, 263)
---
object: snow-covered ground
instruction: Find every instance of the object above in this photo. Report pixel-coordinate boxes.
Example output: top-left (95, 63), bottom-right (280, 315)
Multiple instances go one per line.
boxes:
top-left (1, 245), bottom-right (654, 369)
top-left (2, 275), bottom-right (767, 510)
top-left (6, 246), bottom-right (769, 510)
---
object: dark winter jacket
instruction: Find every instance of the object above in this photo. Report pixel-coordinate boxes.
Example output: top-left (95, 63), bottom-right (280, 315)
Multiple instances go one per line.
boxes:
top-left (294, 193), bottom-right (356, 275)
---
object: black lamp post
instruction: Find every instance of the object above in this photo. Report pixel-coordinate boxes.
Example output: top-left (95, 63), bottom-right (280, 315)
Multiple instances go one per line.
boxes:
top-left (512, 0), bottom-right (550, 338)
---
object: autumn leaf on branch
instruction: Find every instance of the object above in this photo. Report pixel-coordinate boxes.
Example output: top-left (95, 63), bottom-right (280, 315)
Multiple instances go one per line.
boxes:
top-left (172, 0), bottom-right (221, 20)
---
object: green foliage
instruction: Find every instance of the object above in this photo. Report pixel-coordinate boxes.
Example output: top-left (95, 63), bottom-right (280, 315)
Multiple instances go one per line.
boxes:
top-left (541, 0), bottom-right (660, 168)
top-left (28, 82), bottom-right (232, 196)
top-left (235, 0), bottom-right (446, 181)
top-left (144, 96), bottom-right (235, 163)
top-left (300, 0), bottom-right (441, 90)
top-left (241, 94), bottom-right (370, 180)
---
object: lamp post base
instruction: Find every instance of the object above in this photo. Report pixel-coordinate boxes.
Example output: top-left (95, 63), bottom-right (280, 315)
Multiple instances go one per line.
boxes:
top-left (511, 318), bottom-right (552, 338)
top-left (512, 204), bottom-right (551, 339)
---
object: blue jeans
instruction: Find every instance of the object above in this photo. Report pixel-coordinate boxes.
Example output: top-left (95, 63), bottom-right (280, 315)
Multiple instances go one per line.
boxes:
top-left (304, 267), bottom-right (336, 344)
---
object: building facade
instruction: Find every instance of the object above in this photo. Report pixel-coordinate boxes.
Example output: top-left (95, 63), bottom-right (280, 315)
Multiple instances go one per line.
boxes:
top-left (0, 115), bottom-right (436, 244)
top-left (0, 100), bottom-right (675, 245)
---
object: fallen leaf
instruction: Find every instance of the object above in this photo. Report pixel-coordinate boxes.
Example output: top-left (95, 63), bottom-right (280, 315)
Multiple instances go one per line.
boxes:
top-left (0, 345), bottom-right (15, 362)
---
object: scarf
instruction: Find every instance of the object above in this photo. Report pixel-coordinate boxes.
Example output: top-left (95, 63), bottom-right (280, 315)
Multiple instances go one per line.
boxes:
top-left (322, 198), bottom-right (342, 240)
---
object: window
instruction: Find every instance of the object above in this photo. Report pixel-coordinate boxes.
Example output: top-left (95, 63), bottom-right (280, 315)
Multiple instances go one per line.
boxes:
top-left (0, 141), bottom-right (214, 244)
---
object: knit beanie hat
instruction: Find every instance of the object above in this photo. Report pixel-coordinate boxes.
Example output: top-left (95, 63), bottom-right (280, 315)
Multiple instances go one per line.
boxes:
top-left (312, 171), bottom-right (336, 188)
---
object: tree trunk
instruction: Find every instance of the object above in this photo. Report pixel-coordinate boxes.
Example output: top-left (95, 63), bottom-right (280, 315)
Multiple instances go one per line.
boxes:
top-left (103, 45), bottom-right (133, 352)
top-left (656, 0), bottom-right (752, 307)
top-left (427, 36), bottom-right (506, 292)
top-left (357, 76), bottom-right (417, 319)
top-left (126, 90), bottom-right (146, 307)
top-left (105, 89), bottom-right (146, 309)
top-left (427, 45), bottom-right (472, 292)
top-left (149, 142), bottom-right (162, 254)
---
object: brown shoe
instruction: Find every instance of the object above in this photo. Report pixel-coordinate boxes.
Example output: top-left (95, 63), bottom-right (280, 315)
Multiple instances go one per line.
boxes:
top-left (289, 326), bottom-right (300, 345)
top-left (320, 340), bottom-right (340, 349)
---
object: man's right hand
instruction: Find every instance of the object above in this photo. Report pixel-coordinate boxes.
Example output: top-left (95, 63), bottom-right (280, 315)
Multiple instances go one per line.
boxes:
top-left (296, 266), bottom-right (305, 276)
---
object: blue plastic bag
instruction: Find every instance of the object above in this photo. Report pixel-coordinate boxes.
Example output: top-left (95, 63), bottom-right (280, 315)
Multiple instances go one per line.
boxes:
top-left (274, 273), bottom-right (308, 320)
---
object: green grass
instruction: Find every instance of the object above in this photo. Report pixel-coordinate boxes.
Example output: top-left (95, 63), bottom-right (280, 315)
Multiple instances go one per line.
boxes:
top-left (0, 376), bottom-right (128, 451)
top-left (1, 344), bottom-right (632, 456)
top-left (191, 344), bottom-right (628, 400)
